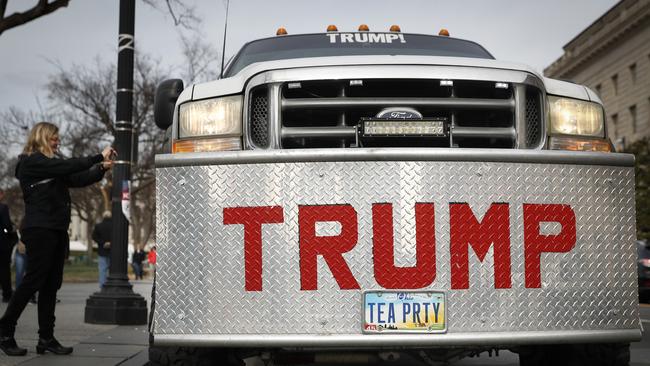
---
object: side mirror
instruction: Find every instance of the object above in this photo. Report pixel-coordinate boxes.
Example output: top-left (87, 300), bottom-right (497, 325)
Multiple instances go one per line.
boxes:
top-left (154, 79), bottom-right (184, 130)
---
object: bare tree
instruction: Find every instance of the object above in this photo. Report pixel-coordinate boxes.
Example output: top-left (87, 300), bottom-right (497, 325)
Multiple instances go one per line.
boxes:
top-left (1, 0), bottom-right (206, 37)
top-left (0, 2), bottom-right (222, 258)
top-left (46, 55), bottom-right (168, 254)
top-left (178, 30), bottom-right (221, 84)
top-left (142, 0), bottom-right (199, 29)
top-left (0, 0), bottom-right (70, 36)
top-left (0, 151), bottom-right (22, 224)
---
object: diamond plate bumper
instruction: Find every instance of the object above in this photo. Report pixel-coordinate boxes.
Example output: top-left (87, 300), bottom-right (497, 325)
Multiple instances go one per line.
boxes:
top-left (153, 149), bottom-right (641, 347)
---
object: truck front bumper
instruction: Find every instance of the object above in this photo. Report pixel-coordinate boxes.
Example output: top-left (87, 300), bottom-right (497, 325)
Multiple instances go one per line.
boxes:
top-left (153, 148), bottom-right (641, 347)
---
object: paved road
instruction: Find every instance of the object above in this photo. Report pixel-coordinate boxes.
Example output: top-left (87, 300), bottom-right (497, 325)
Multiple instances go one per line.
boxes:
top-left (0, 281), bottom-right (152, 366)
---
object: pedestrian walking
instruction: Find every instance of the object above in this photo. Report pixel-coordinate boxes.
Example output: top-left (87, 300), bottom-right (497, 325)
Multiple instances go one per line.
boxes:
top-left (0, 188), bottom-right (17, 303)
top-left (147, 245), bottom-right (157, 273)
top-left (131, 246), bottom-right (145, 280)
top-left (13, 240), bottom-right (25, 290)
top-left (14, 218), bottom-right (38, 305)
top-left (92, 211), bottom-right (112, 289)
top-left (13, 239), bottom-right (37, 305)
top-left (0, 122), bottom-right (116, 357)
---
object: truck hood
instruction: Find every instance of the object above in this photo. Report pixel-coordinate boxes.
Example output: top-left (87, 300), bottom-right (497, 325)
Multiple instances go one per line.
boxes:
top-left (188, 55), bottom-right (594, 103)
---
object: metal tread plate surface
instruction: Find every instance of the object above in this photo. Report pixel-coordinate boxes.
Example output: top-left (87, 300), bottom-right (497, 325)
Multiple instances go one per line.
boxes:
top-left (155, 158), bottom-right (638, 340)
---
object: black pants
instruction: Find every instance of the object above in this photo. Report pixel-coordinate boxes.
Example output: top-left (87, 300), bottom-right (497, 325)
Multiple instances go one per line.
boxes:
top-left (0, 228), bottom-right (66, 339)
top-left (0, 244), bottom-right (12, 300)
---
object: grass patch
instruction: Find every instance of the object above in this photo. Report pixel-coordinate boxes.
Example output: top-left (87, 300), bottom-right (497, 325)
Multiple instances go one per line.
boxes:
top-left (61, 256), bottom-right (150, 283)
top-left (63, 261), bottom-right (98, 283)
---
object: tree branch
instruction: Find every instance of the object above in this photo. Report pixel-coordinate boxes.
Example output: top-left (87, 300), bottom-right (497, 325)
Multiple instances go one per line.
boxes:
top-left (0, 0), bottom-right (70, 36)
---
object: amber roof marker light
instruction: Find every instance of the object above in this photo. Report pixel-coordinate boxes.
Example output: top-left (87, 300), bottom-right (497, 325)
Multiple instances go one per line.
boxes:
top-left (439, 28), bottom-right (450, 36)
top-left (390, 25), bottom-right (401, 32)
top-left (276, 27), bottom-right (288, 35)
top-left (358, 24), bottom-right (370, 31)
top-left (327, 25), bottom-right (338, 32)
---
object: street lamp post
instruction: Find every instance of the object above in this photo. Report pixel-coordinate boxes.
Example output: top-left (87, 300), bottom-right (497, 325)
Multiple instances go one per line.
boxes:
top-left (84, 0), bottom-right (147, 325)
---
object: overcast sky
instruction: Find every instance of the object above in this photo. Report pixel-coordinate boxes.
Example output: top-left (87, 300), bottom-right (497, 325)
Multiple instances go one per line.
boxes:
top-left (0, 0), bottom-right (619, 114)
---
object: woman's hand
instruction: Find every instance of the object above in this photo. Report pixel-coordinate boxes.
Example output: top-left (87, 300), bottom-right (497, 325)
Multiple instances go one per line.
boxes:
top-left (102, 146), bottom-right (117, 161)
top-left (101, 160), bottom-right (113, 171)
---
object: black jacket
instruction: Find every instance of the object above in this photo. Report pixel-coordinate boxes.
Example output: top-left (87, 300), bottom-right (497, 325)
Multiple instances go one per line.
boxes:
top-left (0, 203), bottom-right (14, 248)
top-left (16, 152), bottom-right (105, 231)
top-left (132, 249), bottom-right (146, 265)
top-left (92, 218), bottom-right (112, 257)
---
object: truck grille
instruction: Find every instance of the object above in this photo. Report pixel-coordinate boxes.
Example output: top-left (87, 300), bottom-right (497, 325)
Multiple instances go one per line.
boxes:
top-left (525, 89), bottom-right (541, 147)
top-left (247, 79), bottom-right (543, 149)
top-left (250, 89), bottom-right (269, 148)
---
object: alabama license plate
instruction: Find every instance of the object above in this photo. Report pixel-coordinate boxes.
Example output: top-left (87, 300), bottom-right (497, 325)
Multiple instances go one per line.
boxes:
top-left (363, 291), bottom-right (446, 333)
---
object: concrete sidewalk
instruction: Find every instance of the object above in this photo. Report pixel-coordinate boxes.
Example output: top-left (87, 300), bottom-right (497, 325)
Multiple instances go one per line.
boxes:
top-left (0, 282), bottom-right (152, 366)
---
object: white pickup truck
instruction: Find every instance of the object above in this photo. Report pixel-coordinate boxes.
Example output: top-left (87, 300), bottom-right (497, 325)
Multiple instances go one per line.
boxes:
top-left (150, 28), bottom-right (641, 366)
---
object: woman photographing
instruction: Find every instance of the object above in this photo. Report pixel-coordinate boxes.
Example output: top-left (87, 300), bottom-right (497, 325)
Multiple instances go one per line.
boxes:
top-left (0, 122), bottom-right (115, 356)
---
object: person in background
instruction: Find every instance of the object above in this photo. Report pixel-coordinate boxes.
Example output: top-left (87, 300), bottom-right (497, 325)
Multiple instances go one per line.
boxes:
top-left (92, 211), bottom-right (112, 289)
top-left (147, 246), bottom-right (157, 272)
top-left (131, 245), bottom-right (146, 280)
top-left (0, 122), bottom-right (115, 357)
top-left (14, 218), bottom-right (37, 305)
top-left (13, 240), bottom-right (25, 291)
top-left (14, 239), bottom-right (37, 305)
top-left (0, 189), bottom-right (16, 303)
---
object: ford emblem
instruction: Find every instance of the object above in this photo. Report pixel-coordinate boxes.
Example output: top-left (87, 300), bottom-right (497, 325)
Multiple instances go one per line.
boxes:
top-left (376, 107), bottom-right (423, 119)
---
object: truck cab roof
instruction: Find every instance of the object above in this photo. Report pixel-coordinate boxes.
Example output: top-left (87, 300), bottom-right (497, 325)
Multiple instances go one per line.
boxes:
top-left (224, 32), bottom-right (494, 77)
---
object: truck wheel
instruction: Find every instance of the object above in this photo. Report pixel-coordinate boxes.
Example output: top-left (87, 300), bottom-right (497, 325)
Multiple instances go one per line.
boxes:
top-left (517, 343), bottom-right (629, 366)
top-left (640, 292), bottom-right (650, 304)
top-left (148, 346), bottom-right (244, 366)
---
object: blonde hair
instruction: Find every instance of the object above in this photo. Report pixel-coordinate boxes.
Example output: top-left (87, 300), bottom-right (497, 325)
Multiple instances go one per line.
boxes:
top-left (22, 122), bottom-right (59, 157)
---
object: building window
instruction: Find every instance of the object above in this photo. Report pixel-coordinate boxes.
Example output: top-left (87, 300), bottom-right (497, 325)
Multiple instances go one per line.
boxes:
top-left (629, 105), bottom-right (637, 134)
top-left (595, 84), bottom-right (602, 97)
top-left (629, 63), bottom-right (637, 84)
top-left (611, 74), bottom-right (618, 96)
top-left (610, 113), bottom-right (618, 139)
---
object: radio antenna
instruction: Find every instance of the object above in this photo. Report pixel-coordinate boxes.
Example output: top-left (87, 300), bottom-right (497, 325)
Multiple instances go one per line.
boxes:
top-left (219, 0), bottom-right (230, 79)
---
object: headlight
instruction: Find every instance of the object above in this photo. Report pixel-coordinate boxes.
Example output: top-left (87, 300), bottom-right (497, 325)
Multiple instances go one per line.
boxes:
top-left (178, 95), bottom-right (242, 138)
top-left (549, 96), bottom-right (604, 137)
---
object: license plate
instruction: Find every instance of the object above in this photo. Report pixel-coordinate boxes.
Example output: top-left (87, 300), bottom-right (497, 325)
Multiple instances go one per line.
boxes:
top-left (363, 291), bottom-right (446, 333)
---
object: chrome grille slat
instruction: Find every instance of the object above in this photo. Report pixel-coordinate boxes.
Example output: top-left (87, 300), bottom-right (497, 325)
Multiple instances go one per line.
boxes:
top-left (453, 127), bottom-right (516, 139)
top-left (282, 97), bottom-right (515, 110)
top-left (282, 127), bottom-right (356, 139)
top-left (280, 126), bottom-right (516, 140)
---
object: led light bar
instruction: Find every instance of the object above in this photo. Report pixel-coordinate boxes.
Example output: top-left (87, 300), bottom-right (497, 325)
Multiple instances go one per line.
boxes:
top-left (362, 119), bottom-right (447, 136)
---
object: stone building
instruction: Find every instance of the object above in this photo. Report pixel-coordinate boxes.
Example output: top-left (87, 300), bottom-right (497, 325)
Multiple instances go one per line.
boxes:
top-left (545, 0), bottom-right (650, 151)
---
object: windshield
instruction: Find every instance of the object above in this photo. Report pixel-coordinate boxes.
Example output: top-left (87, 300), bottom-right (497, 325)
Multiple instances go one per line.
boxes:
top-left (224, 33), bottom-right (494, 77)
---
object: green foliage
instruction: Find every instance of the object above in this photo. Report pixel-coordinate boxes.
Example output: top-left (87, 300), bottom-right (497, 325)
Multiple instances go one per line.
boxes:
top-left (62, 261), bottom-right (98, 283)
top-left (625, 137), bottom-right (650, 241)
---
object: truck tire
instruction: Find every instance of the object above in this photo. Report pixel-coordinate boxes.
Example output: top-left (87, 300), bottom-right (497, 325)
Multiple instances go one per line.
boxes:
top-left (148, 346), bottom-right (244, 366)
top-left (518, 343), bottom-right (629, 366)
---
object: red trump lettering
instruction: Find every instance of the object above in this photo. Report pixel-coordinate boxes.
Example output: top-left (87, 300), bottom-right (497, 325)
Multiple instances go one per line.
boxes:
top-left (523, 204), bottom-right (576, 288)
top-left (372, 203), bottom-right (436, 289)
top-left (299, 204), bottom-right (360, 290)
top-left (223, 206), bottom-right (284, 291)
top-left (450, 203), bottom-right (512, 289)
